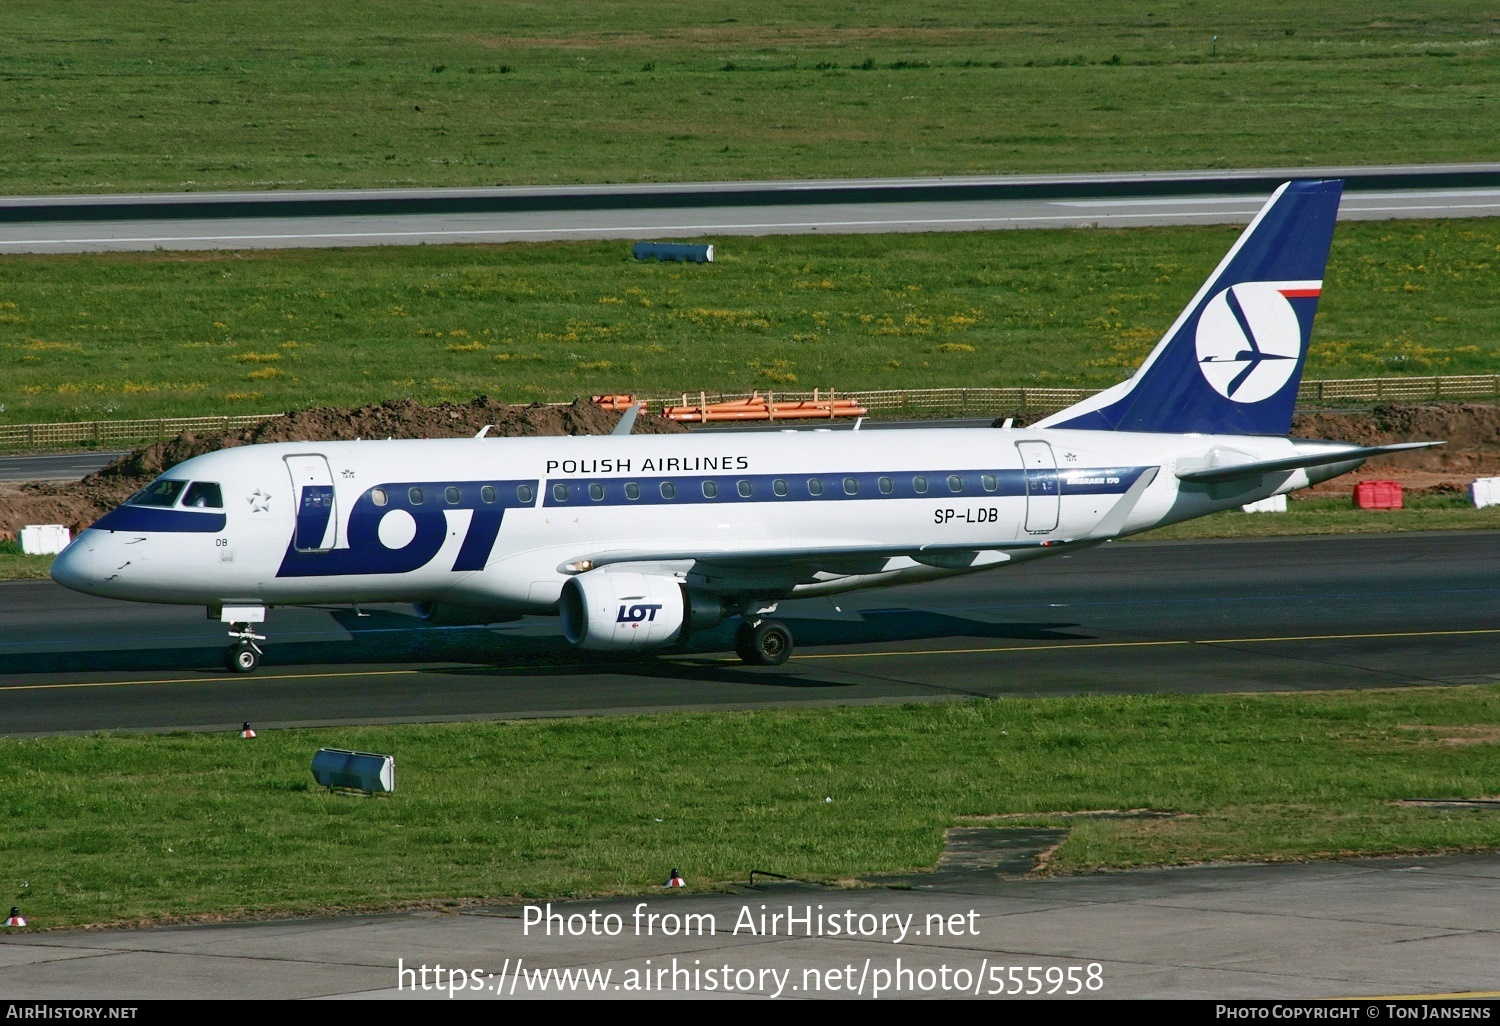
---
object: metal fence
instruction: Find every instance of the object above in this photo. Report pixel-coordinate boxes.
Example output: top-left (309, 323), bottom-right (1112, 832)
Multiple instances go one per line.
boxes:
top-left (0, 414), bottom-right (283, 448)
top-left (1296, 374), bottom-right (1500, 404)
top-left (3, 374), bottom-right (1498, 448)
top-left (656, 375), bottom-right (1500, 418)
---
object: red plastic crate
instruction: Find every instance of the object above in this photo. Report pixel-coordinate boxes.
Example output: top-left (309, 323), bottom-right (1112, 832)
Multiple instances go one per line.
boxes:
top-left (1354, 480), bottom-right (1403, 510)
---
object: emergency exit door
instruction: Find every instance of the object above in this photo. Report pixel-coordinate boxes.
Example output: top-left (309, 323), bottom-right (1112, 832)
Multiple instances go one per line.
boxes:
top-left (285, 454), bottom-right (337, 552)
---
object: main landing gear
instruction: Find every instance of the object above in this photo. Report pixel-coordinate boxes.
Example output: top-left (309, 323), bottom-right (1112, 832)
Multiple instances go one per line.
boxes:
top-left (224, 623), bottom-right (266, 673)
top-left (735, 617), bottom-right (793, 666)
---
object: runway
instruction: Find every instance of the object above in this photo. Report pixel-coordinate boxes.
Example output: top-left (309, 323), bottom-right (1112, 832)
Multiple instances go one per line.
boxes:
top-left (4, 165), bottom-right (1500, 253)
top-left (0, 451), bottom-right (127, 482)
top-left (5, 531), bottom-right (1498, 736)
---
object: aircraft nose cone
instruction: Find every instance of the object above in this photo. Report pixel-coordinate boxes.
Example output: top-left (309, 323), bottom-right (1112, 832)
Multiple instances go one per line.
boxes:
top-left (50, 536), bottom-right (97, 594)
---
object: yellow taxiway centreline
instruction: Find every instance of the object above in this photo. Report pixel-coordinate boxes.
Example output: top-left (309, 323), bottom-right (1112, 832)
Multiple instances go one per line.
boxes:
top-left (0, 668), bottom-right (423, 692)
top-left (4, 626), bottom-right (1499, 691)
top-left (789, 626), bottom-right (1500, 661)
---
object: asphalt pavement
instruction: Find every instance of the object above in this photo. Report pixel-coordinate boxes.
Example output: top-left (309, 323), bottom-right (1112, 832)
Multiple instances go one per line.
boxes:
top-left (4, 531), bottom-right (1498, 736)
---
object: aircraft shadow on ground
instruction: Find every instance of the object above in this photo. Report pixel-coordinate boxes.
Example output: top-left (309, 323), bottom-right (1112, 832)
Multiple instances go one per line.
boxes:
top-left (0, 607), bottom-right (1088, 679)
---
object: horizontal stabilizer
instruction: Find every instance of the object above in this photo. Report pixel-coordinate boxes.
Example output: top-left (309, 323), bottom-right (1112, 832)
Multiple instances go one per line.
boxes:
top-left (1175, 441), bottom-right (1442, 484)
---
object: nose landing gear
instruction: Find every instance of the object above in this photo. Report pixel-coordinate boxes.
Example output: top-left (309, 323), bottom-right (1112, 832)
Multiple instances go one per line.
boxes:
top-left (223, 622), bottom-right (266, 673)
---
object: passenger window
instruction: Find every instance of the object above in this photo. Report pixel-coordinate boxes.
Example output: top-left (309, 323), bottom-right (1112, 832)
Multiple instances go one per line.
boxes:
top-left (660, 481), bottom-right (676, 500)
top-left (408, 487), bottom-right (424, 505)
top-left (878, 476), bottom-right (893, 495)
top-left (981, 474), bottom-right (997, 493)
top-left (702, 480), bottom-right (718, 499)
top-left (737, 480), bottom-right (753, 498)
top-left (516, 484), bottom-right (534, 504)
top-left (588, 482), bottom-right (605, 501)
top-left (181, 482), bottom-right (223, 509)
top-left (808, 478), bottom-right (824, 497)
top-left (772, 479), bottom-right (788, 497)
top-left (445, 486), bottom-right (461, 504)
top-left (625, 482), bottom-right (640, 501)
top-left (481, 485), bottom-right (496, 504)
top-left (948, 475), bottom-right (963, 493)
top-left (126, 479), bottom-right (187, 508)
top-left (913, 476), bottom-right (928, 494)
top-left (371, 487), bottom-right (389, 507)
top-left (843, 477), bottom-right (858, 496)
top-left (552, 483), bottom-right (568, 503)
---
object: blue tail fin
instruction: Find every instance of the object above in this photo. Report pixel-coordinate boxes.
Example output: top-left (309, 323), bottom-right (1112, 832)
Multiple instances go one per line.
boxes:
top-left (1036, 179), bottom-right (1343, 436)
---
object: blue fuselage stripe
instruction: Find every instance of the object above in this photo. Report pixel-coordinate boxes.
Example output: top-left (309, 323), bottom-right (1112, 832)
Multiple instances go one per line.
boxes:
top-left (541, 467), bottom-right (1146, 507)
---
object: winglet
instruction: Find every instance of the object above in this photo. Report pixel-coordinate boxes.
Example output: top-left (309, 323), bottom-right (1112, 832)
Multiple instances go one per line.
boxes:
top-left (1081, 466), bottom-right (1160, 540)
top-left (611, 402), bottom-right (644, 436)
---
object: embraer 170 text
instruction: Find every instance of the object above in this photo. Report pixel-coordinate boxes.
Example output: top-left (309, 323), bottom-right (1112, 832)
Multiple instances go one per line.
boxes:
top-left (52, 181), bottom-right (1439, 671)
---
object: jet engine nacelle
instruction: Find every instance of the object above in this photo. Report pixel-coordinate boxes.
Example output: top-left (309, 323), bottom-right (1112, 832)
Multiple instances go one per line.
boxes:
top-left (559, 571), bottom-right (722, 651)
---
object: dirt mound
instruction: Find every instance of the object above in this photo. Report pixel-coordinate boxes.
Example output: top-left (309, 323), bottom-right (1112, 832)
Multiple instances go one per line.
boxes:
top-left (1292, 403), bottom-right (1500, 493)
top-left (91, 396), bottom-right (684, 482)
top-left (2, 397), bottom-right (685, 539)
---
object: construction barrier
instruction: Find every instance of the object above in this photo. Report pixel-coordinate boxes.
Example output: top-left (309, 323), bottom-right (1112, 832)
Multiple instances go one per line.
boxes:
top-left (1354, 480), bottom-right (1404, 509)
top-left (659, 391), bottom-right (867, 422)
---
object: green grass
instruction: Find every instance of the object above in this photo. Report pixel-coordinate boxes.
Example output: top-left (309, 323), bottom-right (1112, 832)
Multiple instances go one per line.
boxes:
top-left (3, 218), bottom-right (1500, 423)
top-left (0, 539), bottom-right (54, 579)
top-left (1144, 493), bottom-right (1500, 540)
top-left (1, 2), bottom-right (1496, 194)
top-left (2, 689), bottom-right (1497, 928)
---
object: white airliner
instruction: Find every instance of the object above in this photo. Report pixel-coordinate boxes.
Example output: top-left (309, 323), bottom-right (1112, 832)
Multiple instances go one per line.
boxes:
top-left (51, 180), bottom-right (1437, 672)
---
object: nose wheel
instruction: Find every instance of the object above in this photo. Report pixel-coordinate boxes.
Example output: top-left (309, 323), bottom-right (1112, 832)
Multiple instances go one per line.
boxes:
top-left (224, 622), bottom-right (266, 673)
top-left (735, 618), bottom-right (793, 666)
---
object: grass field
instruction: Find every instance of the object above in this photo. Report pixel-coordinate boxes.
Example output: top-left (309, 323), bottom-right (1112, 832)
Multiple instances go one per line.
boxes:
top-left (2, 688), bottom-right (1495, 928)
top-left (3, 218), bottom-right (1499, 424)
top-left (1, 2), bottom-right (1497, 195)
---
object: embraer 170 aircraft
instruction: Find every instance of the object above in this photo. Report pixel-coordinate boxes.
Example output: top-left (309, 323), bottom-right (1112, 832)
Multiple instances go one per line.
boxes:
top-left (51, 180), bottom-right (1437, 672)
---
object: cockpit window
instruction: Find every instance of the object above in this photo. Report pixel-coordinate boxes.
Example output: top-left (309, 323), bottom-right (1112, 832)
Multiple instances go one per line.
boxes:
top-left (126, 479), bottom-right (187, 508)
top-left (181, 482), bottom-right (223, 509)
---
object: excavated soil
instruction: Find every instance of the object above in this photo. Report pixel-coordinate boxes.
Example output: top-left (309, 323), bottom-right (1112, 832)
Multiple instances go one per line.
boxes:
top-left (1291, 403), bottom-right (1500, 495)
top-left (1, 400), bottom-right (1495, 539)
top-left (0, 397), bottom-right (685, 539)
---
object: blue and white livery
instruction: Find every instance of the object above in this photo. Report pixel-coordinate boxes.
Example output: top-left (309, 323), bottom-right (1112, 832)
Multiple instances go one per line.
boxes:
top-left (51, 180), bottom-right (1438, 670)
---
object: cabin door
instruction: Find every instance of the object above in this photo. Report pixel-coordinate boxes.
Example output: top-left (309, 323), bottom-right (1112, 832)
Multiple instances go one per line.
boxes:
top-left (285, 454), bottom-right (338, 553)
top-left (1016, 441), bottom-right (1059, 534)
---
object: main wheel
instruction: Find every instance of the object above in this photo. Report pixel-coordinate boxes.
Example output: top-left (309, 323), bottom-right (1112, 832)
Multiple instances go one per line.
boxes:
top-left (735, 619), bottom-right (793, 666)
top-left (225, 642), bottom-right (260, 674)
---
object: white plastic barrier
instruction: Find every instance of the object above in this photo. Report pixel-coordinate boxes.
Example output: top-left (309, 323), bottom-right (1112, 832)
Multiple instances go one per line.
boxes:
top-left (311, 748), bottom-right (395, 795)
top-left (1471, 477), bottom-right (1500, 509)
top-left (1240, 495), bottom-right (1288, 514)
top-left (18, 524), bottom-right (71, 555)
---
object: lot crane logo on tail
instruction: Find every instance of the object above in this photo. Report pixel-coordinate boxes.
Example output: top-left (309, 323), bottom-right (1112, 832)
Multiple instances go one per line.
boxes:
top-left (1196, 281), bottom-right (1312, 403)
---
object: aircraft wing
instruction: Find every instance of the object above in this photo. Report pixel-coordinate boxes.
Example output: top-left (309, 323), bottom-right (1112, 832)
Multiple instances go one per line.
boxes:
top-left (569, 537), bottom-right (1058, 574)
top-left (1175, 442), bottom-right (1442, 484)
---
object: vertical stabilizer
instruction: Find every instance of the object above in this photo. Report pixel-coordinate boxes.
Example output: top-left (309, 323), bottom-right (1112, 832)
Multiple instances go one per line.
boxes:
top-left (1036, 180), bottom-right (1343, 436)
